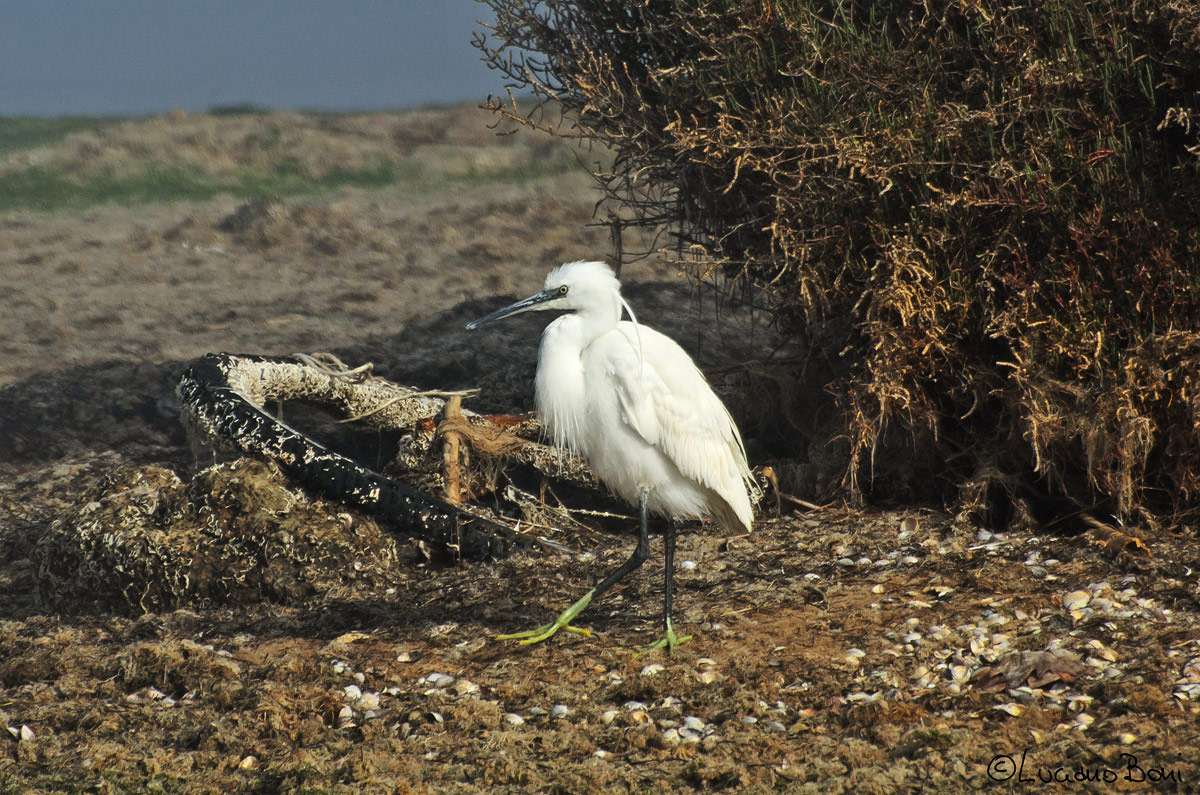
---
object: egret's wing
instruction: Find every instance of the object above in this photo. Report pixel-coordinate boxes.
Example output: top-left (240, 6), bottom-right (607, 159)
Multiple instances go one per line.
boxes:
top-left (603, 327), bottom-right (754, 527)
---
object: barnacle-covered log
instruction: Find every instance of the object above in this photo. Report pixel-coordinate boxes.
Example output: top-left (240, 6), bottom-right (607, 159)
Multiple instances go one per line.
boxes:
top-left (177, 352), bottom-right (535, 560)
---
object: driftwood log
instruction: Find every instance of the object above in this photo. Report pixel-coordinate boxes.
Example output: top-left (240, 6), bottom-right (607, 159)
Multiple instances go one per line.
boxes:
top-left (176, 352), bottom-right (595, 561)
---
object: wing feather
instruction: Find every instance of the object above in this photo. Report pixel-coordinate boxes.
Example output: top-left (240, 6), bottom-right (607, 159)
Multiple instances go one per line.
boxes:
top-left (603, 325), bottom-right (754, 529)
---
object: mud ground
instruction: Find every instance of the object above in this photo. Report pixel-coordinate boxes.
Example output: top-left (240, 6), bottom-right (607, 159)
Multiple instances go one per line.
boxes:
top-left (2, 106), bottom-right (1200, 793)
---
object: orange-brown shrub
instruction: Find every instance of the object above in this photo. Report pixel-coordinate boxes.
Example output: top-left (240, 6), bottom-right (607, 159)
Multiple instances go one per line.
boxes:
top-left (478, 0), bottom-right (1200, 528)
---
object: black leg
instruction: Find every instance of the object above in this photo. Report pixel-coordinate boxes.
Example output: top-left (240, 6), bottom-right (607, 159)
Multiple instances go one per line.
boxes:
top-left (639, 516), bottom-right (693, 655)
top-left (663, 519), bottom-right (677, 632)
top-left (592, 487), bottom-right (652, 601)
top-left (495, 489), bottom-right (656, 646)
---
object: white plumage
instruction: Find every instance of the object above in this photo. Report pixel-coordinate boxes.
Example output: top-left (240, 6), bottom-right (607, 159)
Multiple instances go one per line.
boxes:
top-left (533, 261), bottom-right (754, 533)
top-left (466, 260), bottom-right (755, 652)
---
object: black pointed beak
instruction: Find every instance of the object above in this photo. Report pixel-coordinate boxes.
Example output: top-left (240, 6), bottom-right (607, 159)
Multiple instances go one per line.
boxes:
top-left (465, 290), bottom-right (555, 330)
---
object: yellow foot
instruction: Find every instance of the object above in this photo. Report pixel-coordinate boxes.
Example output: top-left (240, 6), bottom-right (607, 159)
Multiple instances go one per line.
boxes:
top-left (636, 620), bottom-right (692, 657)
top-left (496, 622), bottom-right (592, 645)
top-left (496, 589), bottom-right (595, 646)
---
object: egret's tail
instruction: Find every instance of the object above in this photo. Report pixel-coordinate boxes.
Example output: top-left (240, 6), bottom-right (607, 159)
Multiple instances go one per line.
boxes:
top-left (709, 488), bottom-right (754, 535)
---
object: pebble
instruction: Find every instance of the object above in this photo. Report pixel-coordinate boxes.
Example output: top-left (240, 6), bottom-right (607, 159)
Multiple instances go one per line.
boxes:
top-left (358, 692), bottom-right (381, 711)
top-left (741, 716), bottom-right (758, 725)
top-left (343, 684), bottom-right (362, 701)
top-left (528, 707), bottom-right (548, 716)
top-left (680, 560), bottom-right (697, 570)
top-left (504, 713), bottom-right (525, 726)
top-left (640, 663), bottom-right (665, 677)
top-left (683, 716), bottom-right (706, 732)
top-left (600, 709), bottom-right (620, 725)
top-left (661, 728), bottom-right (681, 746)
top-left (764, 721), bottom-right (787, 733)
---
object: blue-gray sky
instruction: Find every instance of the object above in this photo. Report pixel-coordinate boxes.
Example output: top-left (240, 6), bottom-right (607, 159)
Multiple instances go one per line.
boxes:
top-left (0, 1), bottom-right (505, 116)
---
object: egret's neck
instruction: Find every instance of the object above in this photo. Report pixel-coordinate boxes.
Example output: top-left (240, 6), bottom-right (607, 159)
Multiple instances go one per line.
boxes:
top-left (560, 291), bottom-right (622, 347)
top-left (536, 295), bottom-right (620, 453)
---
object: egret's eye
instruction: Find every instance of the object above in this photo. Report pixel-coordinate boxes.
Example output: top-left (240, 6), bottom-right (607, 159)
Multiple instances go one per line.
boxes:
top-left (557, 285), bottom-right (569, 295)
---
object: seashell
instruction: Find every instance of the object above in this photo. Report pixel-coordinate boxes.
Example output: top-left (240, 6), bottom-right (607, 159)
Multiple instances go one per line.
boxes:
top-left (452, 680), bottom-right (480, 697)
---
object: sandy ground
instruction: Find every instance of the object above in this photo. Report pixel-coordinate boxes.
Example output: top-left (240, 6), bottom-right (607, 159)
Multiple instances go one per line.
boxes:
top-left (2, 106), bottom-right (1200, 793)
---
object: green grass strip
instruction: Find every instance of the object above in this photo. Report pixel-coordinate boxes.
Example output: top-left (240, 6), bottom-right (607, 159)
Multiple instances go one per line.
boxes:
top-left (0, 153), bottom-right (577, 213)
top-left (0, 116), bottom-right (124, 157)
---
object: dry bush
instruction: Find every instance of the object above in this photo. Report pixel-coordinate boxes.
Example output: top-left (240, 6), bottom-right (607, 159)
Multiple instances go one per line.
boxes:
top-left (478, 0), bottom-right (1200, 527)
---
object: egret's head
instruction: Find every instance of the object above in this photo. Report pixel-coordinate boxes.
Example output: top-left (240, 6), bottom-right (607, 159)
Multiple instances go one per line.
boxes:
top-left (466, 260), bottom-right (621, 329)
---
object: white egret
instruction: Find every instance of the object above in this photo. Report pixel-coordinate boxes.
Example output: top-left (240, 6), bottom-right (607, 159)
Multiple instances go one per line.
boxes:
top-left (466, 261), bottom-right (755, 653)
